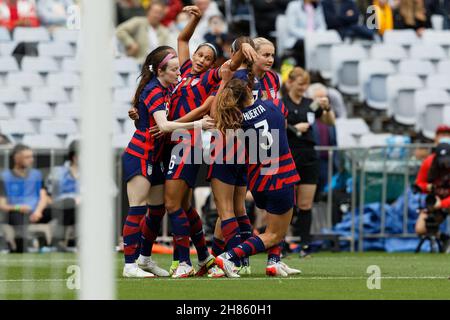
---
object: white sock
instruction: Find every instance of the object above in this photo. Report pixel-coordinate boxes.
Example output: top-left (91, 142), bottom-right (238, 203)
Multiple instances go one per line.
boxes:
top-left (125, 262), bottom-right (136, 270)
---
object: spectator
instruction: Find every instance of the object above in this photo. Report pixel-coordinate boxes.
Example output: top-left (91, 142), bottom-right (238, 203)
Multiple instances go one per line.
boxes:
top-left (116, 0), bottom-right (145, 25)
top-left (46, 140), bottom-right (79, 247)
top-left (322, 0), bottom-right (375, 40)
top-left (161, 0), bottom-right (183, 27)
top-left (425, 0), bottom-right (449, 29)
top-left (0, 0), bottom-right (40, 31)
top-left (393, 0), bottom-right (428, 36)
top-left (435, 125), bottom-right (450, 144)
top-left (306, 83), bottom-right (339, 193)
top-left (285, 0), bottom-right (327, 67)
top-left (372, 0), bottom-right (394, 36)
top-left (189, 0), bottom-right (222, 53)
top-left (116, 0), bottom-right (170, 63)
top-left (36, 0), bottom-right (74, 29)
top-left (0, 144), bottom-right (51, 251)
top-left (204, 14), bottom-right (227, 60)
top-left (253, 0), bottom-right (290, 43)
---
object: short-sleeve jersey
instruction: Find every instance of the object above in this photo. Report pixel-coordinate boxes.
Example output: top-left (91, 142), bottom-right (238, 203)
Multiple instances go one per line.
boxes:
top-left (125, 77), bottom-right (169, 162)
top-left (241, 98), bottom-right (300, 192)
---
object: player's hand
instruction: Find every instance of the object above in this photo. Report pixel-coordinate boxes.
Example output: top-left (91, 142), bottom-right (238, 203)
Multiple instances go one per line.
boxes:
top-left (127, 42), bottom-right (139, 57)
top-left (200, 116), bottom-right (216, 130)
top-left (29, 211), bottom-right (43, 223)
top-left (295, 123), bottom-right (310, 133)
top-left (241, 43), bottom-right (258, 62)
top-left (183, 5), bottom-right (202, 19)
top-left (434, 197), bottom-right (442, 210)
top-left (150, 126), bottom-right (164, 139)
top-left (18, 205), bottom-right (32, 214)
top-left (317, 97), bottom-right (330, 111)
top-left (220, 60), bottom-right (234, 82)
top-left (128, 107), bottom-right (139, 121)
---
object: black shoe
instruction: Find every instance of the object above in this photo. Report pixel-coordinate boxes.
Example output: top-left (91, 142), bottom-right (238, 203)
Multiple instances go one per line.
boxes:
top-left (299, 245), bottom-right (312, 259)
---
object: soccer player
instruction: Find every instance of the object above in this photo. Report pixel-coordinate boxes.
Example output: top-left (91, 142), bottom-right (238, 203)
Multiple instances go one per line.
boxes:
top-left (213, 78), bottom-right (301, 278)
top-left (122, 46), bottom-right (215, 278)
top-left (160, 5), bottom-right (257, 278)
top-left (207, 37), bottom-right (256, 276)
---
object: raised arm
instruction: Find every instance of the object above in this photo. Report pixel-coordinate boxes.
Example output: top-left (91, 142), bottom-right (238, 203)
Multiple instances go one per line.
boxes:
top-left (177, 6), bottom-right (202, 65)
top-left (229, 43), bottom-right (258, 71)
top-left (176, 97), bottom-right (215, 123)
top-left (153, 110), bottom-right (214, 133)
top-left (211, 61), bottom-right (234, 119)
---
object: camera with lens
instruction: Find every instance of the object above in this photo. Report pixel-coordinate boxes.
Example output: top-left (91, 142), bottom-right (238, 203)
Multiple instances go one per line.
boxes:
top-left (423, 193), bottom-right (440, 234)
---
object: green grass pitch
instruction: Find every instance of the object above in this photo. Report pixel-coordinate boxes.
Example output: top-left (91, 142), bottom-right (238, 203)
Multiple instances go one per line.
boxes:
top-left (1, 252), bottom-right (450, 300)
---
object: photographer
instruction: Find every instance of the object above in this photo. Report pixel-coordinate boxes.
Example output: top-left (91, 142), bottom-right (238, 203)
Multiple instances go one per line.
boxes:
top-left (415, 142), bottom-right (450, 237)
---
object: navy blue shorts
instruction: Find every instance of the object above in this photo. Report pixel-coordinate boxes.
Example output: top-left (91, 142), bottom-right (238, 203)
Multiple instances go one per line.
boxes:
top-left (251, 185), bottom-right (296, 215)
top-left (164, 143), bottom-right (201, 189)
top-left (122, 152), bottom-right (165, 185)
top-left (207, 163), bottom-right (248, 186)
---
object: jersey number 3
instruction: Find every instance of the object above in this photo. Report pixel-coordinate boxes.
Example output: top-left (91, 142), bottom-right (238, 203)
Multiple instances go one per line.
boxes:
top-left (254, 120), bottom-right (273, 150)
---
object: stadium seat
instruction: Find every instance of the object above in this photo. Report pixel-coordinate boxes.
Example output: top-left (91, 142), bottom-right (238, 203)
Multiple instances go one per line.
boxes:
top-left (386, 74), bottom-right (423, 125)
top-left (40, 119), bottom-right (78, 135)
top-left (22, 134), bottom-right (64, 149)
top-left (30, 87), bottom-right (69, 104)
top-left (6, 72), bottom-right (44, 88)
top-left (113, 103), bottom-right (132, 121)
top-left (113, 73), bottom-right (127, 88)
top-left (114, 120), bottom-right (124, 134)
top-left (409, 44), bottom-right (446, 63)
top-left (112, 134), bottom-right (130, 149)
top-left (13, 27), bottom-right (51, 43)
top-left (275, 14), bottom-right (289, 58)
top-left (47, 72), bottom-right (81, 89)
top-left (127, 72), bottom-right (140, 88)
top-left (123, 119), bottom-right (136, 135)
top-left (0, 27), bottom-right (10, 42)
top-left (0, 56), bottom-right (19, 73)
top-left (0, 87), bottom-right (27, 104)
top-left (437, 59), bottom-right (450, 74)
top-left (358, 60), bottom-right (395, 110)
top-left (335, 118), bottom-right (370, 146)
top-left (426, 74), bottom-right (450, 93)
top-left (62, 57), bottom-right (80, 72)
top-left (383, 29), bottom-right (419, 49)
top-left (0, 42), bottom-right (17, 56)
top-left (415, 89), bottom-right (450, 139)
top-left (38, 42), bottom-right (75, 58)
top-left (398, 59), bottom-right (434, 80)
top-left (114, 57), bottom-right (139, 74)
top-left (422, 30), bottom-right (450, 54)
top-left (14, 102), bottom-right (53, 120)
top-left (52, 29), bottom-right (79, 44)
top-left (113, 88), bottom-right (134, 103)
top-left (54, 103), bottom-right (80, 119)
top-left (0, 119), bottom-right (35, 135)
top-left (304, 30), bottom-right (342, 79)
top-left (21, 56), bottom-right (59, 73)
top-left (369, 44), bottom-right (408, 65)
top-left (359, 133), bottom-right (392, 147)
top-left (330, 44), bottom-right (367, 95)
top-left (0, 103), bottom-right (10, 119)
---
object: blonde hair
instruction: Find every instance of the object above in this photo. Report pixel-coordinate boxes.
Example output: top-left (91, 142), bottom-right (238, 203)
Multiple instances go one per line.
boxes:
top-left (253, 37), bottom-right (274, 52)
top-left (288, 67), bottom-right (310, 84)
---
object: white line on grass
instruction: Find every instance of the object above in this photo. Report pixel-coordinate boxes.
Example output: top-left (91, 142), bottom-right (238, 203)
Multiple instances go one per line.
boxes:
top-left (0, 276), bottom-right (448, 283)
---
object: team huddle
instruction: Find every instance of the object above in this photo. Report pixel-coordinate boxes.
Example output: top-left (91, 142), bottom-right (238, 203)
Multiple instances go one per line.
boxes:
top-left (121, 5), bottom-right (302, 278)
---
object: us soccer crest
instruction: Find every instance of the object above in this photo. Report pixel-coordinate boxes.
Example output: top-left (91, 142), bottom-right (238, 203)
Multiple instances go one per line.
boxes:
top-left (147, 163), bottom-right (153, 176)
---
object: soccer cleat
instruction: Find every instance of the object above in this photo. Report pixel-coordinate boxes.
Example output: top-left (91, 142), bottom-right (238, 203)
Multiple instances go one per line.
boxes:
top-left (169, 260), bottom-right (179, 276)
top-left (122, 264), bottom-right (156, 278)
top-left (265, 261), bottom-right (288, 277)
top-left (279, 261), bottom-right (301, 275)
top-left (239, 265), bottom-right (252, 275)
top-left (207, 265), bottom-right (225, 278)
top-left (137, 256), bottom-right (170, 277)
top-left (195, 254), bottom-right (216, 277)
top-left (215, 253), bottom-right (240, 278)
top-left (171, 262), bottom-right (195, 278)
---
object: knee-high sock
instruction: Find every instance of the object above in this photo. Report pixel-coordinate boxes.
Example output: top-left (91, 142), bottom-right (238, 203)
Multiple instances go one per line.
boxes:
top-left (168, 208), bottom-right (191, 265)
top-left (186, 207), bottom-right (208, 261)
top-left (267, 242), bottom-right (282, 263)
top-left (140, 204), bottom-right (165, 257)
top-left (221, 217), bottom-right (241, 250)
top-left (237, 215), bottom-right (252, 242)
top-left (211, 237), bottom-right (225, 257)
top-left (227, 236), bottom-right (266, 261)
top-left (123, 206), bottom-right (147, 264)
top-left (298, 209), bottom-right (312, 246)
